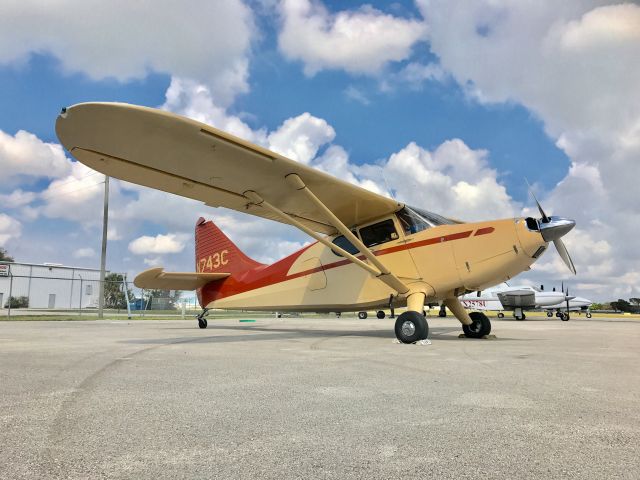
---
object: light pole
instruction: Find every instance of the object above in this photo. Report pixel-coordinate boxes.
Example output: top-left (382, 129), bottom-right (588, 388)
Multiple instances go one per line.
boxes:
top-left (98, 176), bottom-right (109, 319)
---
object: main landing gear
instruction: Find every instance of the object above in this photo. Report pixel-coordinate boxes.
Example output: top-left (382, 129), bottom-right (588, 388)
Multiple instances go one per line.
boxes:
top-left (358, 311), bottom-right (368, 319)
top-left (555, 311), bottom-right (570, 321)
top-left (463, 312), bottom-right (492, 338)
top-left (197, 308), bottom-right (209, 329)
top-left (395, 311), bottom-right (428, 343)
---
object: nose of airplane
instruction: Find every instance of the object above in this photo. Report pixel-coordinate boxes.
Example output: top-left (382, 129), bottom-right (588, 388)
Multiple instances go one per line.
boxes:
top-left (539, 216), bottom-right (576, 242)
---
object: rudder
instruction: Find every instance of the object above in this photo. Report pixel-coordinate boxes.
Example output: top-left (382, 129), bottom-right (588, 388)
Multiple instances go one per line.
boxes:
top-left (195, 217), bottom-right (264, 275)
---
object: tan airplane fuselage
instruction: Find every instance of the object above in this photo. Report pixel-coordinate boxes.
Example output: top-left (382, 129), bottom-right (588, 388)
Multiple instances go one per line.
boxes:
top-left (200, 213), bottom-right (546, 312)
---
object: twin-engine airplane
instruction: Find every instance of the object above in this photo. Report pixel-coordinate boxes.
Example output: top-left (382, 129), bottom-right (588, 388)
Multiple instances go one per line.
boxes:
top-left (459, 283), bottom-right (573, 320)
top-left (55, 103), bottom-right (577, 343)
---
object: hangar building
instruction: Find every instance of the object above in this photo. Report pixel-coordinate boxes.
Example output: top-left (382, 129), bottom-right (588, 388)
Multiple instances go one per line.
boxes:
top-left (0, 261), bottom-right (104, 310)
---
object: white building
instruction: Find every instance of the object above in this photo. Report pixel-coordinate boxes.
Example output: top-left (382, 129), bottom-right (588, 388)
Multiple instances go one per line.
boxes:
top-left (0, 261), bottom-right (105, 309)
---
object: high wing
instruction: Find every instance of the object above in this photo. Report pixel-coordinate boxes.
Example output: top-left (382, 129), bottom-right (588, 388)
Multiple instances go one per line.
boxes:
top-left (55, 102), bottom-right (402, 234)
top-left (134, 268), bottom-right (229, 290)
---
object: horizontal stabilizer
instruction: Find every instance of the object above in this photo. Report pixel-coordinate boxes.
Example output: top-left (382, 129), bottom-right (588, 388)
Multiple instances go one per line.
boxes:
top-left (134, 267), bottom-right (229, 290)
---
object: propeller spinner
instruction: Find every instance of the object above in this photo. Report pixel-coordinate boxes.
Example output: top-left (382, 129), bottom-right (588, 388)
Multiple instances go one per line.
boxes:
top-left (527, 184), bottom-right (577, 274)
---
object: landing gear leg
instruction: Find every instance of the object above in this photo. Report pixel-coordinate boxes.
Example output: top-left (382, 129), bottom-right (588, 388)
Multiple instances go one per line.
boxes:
top-left (197, 308), bottom-right (209, 329)
top-left (394, 292), bottom-right (428, 344)
top-left (586, 311), bottom-right (592, 319)
top-left (388, 294), bottom-right (395, 319)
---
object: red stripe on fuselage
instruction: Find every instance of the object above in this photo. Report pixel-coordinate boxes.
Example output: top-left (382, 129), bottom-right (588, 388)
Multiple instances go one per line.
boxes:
top-left (474, 227), bottom-right (495, 236)
top-left (201, 227), bottom-right (482, 303)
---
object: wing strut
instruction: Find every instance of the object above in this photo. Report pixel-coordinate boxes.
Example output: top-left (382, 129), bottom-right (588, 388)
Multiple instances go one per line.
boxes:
top-left (244, 174), bottom-right (410, 295)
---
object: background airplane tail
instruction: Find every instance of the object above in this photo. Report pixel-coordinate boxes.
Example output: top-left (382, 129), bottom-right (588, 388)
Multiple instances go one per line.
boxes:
top-left (195, 217), bottom-right (264, 276)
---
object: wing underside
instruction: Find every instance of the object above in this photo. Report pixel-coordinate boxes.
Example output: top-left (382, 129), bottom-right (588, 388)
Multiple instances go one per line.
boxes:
top-left (56, 103), bottom-right (403, 234)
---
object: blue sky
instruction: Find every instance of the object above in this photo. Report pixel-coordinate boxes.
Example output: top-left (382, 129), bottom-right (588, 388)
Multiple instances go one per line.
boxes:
top-left (0, 1), bottom-right (638, 300)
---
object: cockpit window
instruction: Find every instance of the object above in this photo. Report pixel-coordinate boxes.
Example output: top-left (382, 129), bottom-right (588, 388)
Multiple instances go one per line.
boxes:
top-left (359, 219), bottom-right (399, 247)
top-left (397, 207), bottom-right (431, 235)
top-left (331, 234), bottom-right (359, 257)
top-left (396, 206), bottom-right (457, 235)
top-left (411, 206), bottom-right (457, 226)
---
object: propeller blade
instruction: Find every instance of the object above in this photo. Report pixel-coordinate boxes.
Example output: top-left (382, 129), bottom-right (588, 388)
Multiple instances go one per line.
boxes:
top-left (526, 179), bottom-right (550, 223)
top-left (554, 239), bottom-right (577, 275)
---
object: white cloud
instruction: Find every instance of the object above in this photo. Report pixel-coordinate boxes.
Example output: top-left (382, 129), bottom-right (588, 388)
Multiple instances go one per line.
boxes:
top-left (344, 85), bottom-right (371, 105)
top-left (0, 1), bottom-right (255, 105)
top-left (416, 0), bottom-right (640, 298)
top-left (0, 189), bottom-right (37, 208)
top-left (39, 163), bottom-right (107, 224)
top-left (267, 113), bottom-right (335, 164)
top-left (73, 247), bottom-right (96, 259)
top-left (278, 0), bottom-right (427, 75)
top-left (0, 129), bottom-right (71, 180)
top-left (0, 213), bottom-right (22, 245)
top-left (129, 233), bottom-right (188, 255)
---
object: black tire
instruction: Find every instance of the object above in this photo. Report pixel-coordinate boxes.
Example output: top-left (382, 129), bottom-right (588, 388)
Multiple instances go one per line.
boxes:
top-left (463, 312), bottom-right (491, 338)
top-left (438, 307), bottom-right (447, 318)
top-left (522, 313), bottom-right (526, 320)
top-left (547, 311), bottom-right (553, 317)
top-left (586, 312), bottom-right (592, 319)
top-left (358, 311), bottom-right (368, 319)
top-left (376, 310), bottom-right (385, 319)
top-left (394, 311), bottom-right (428, 343)
top-left (561, 313), bottom-right (570, 321)
top-left (555, 312), bottom-right (561, 318)
top-left (198, 318), bottom-right (208, 329)
top-left (497, 312), bottom-right (504, 318)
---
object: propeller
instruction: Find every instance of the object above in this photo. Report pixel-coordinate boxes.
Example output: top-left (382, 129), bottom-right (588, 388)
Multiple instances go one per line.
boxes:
top-left (526, 181), bottom-right (577, 275)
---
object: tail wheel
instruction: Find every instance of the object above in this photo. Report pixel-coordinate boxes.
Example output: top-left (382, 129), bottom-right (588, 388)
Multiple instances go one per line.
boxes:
top-left (376, 310), bottom-right (385, 319)
top-left (358, 311), bottom-right (368, 319)
top-left (394, 311), bottom-right (428, 344)
top-left (463, 312), bottom-right (491, 338)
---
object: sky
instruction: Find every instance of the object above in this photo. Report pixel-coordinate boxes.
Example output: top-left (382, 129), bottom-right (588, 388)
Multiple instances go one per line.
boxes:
top-left (0, 0), bottom-right (639, 301)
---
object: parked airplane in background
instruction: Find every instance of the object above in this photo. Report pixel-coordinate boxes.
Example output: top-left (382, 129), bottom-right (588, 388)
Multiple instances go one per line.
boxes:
top-left (459, 283), bottom-right (569, 320)
top-left (545, 295), bottom-right (593, 319)
top-left (56, 102), bottom-right (577, 343)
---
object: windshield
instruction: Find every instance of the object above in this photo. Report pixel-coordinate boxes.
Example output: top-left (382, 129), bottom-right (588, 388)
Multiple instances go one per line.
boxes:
top-left (396, 206), bottom-right (457, 235)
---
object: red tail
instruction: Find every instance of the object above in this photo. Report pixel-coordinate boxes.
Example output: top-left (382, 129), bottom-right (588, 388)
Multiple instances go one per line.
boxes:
top-left (195, 217), bottom-right (264, 275)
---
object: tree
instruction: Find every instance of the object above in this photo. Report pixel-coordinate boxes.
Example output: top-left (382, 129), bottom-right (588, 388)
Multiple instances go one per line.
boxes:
top-left (0, 247), bottom-right (14, 262)
top-left (610, 299), bottom-right (632, 312)
top-left (5, 296), bottom-right (28, 308)
top-left (103, 273), bottom-right (134, 309)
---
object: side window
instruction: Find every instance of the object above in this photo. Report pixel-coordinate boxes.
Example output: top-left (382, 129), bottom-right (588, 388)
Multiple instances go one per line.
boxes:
top-left (331, 235), bottom-right (359, 257)
top-left (359, 219), bottom-right (398, 248)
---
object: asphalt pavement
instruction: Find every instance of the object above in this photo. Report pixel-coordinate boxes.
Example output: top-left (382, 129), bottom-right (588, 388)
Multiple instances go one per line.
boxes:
top-left (1, 315), bottom-right (639, 479)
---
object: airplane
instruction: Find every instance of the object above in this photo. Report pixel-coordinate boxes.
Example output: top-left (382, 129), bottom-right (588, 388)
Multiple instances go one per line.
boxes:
top-left (544, 288), bottom-right (593, 320)
top-left (458, 283), bottom-right (571, 320)
top-left (55, 102), bottom-right (577, 343)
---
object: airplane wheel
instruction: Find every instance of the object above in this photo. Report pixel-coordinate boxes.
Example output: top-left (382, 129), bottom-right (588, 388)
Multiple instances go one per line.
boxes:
top-left (497, 312), bottom-right (504, 318)
top-left (438, 307), bottom-right (447, 318)
top-left (395, 311), bottom-right (428, 344)
top-left (547, 311), bottom-right (553, 317)
top-left (555, 312), bottom-right (561, 318)
top-left (198, 318), bottom-right (208, 329)
top-left (561, 313), bottom-right (570, 321)
top-left (463, 312), bottom-right (491, 338)
top-left (586, 312), bottom-right (592, 319)
top-left (376, 310), bottom-right (385, 319)
top-left (514, 314), bottom-right (525, 321)
top-left (358, 311), bottom-right (368, 319)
